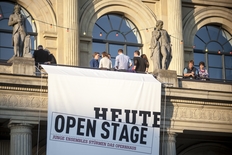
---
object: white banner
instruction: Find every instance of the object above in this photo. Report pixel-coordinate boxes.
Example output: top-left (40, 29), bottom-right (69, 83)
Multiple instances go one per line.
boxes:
top-left (43, 65), bottom-right (161, 155)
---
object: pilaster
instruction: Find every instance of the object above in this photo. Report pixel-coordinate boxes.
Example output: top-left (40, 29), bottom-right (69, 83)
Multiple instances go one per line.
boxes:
top-left (63, 0), bottom-right (79, 66)
top-left (160, 132), bottom-right (177, 155)
top-left (0, 140), bottom-right (10, 155)
top-left (8, 123), bottom-right (33, 155)
top-left (167, 0), bottom-right (184, 75)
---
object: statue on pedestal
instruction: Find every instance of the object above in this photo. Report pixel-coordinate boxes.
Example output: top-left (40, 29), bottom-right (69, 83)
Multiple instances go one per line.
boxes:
top-left (150, 20), bottom-right (172, 71)
top-left (8, 5), bottom-right (31, 58)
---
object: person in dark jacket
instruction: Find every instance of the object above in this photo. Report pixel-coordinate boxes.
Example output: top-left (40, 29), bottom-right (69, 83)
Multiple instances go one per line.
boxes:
top-left (33, 45), bottom-right (50, 66)
top-left (45, 48), bottom-right (57, 65)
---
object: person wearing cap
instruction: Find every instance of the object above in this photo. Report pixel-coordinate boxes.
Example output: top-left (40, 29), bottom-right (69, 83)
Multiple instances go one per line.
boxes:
top-left (33, 45), bottom-right (50, 66)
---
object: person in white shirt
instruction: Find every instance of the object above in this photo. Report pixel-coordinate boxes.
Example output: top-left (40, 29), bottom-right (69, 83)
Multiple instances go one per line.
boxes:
top-left (99, 51), bottom-right (112, 69)
top-left (115, 49), bottom-right (132, 70)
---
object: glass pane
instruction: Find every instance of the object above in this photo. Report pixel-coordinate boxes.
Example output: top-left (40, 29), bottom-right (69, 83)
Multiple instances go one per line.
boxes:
top-left (218, 29), bottom-right (231, 46)
top-left (207, 26), bottom-right (219, 41)
top-left (196, 26), bottom-right (210, 43)
top-left (92, 42), bottom-right (106, 53)
top-left (194, 53), bottom-right (205, 67)
top-left (109, 44), bottom-right (124, 59)
top-left (125, 30), bottom-right (139, 43)
top-left (109, 15), bottom-right (122, 30)
top-left (0, 19), bottom-right (12, 30)
top-left (95, 15), bottom-right (112, 32)
top-left (120, 19), bottom-right (134, 35)
top-left (206, 41), bottom-right (223, 52)
top-left (208, 68), bottom-right (222, 79)
top-left (223, 40), bottom-right (232, 53)
top-left (208, 54), bottom-right (222, 67)
top-left (127, 46), bottom-right (141, 61)
top-left (0, 47), bottom-right (13, 60)
top-left (0, 2), bottom-right (14, 18)
top-left (194, 37), bottom-right (205, 50)
top-left (226, 69), bottom-right (232, 80)
top-left (93, 25), bottom-right (107, 39)
top-left (225, 56), bottom-right (232, 69)
top-left (0, 32), bottom-right (12, 47)
top-left (107, 32), bottom-right (125, 42)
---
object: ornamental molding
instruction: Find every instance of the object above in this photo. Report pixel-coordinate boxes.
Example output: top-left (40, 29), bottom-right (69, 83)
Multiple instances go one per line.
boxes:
top-left (161, 104), bottom-right (232, 124)
top-left (162, 98), bottom-right (232, 107)
top-left (0, 93), bottom-right (47, 110)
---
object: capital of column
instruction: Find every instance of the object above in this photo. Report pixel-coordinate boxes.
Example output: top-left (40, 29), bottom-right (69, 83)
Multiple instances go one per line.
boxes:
top-left (162, 131), bottom-right (177, 143)
top-left (8, 123), bottom-right (33, 134)
top-left (160, 131), bottom-right (177, 155)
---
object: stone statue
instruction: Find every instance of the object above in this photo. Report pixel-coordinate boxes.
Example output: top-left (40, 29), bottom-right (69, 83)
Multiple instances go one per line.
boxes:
top-left (8, 5), bottom-right (31, 57)
top-left (150, 20), bottom-right (172, 70)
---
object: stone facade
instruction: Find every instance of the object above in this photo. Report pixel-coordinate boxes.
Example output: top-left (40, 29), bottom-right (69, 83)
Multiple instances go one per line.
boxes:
top-left (0, 0), bottom-right (232, 155)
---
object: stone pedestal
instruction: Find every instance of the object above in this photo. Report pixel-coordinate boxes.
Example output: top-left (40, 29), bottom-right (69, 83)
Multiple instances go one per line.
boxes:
top-left (160, 132), bottom-right (177, 155)
top-left (153, 69), bottom-right (178, 87)
top-left (8, 123), bottom-right (32, 155)
top-left (7, 57), bottom-right (35, 76)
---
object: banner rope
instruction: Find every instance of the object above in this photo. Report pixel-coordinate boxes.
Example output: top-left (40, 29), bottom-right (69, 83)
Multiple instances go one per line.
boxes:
top-left (36, 67), bottom-right (44, 155)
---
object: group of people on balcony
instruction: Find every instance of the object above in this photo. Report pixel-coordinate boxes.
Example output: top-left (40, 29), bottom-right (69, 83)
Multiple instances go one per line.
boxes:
top-left (90, 49), bottom-right (149, 73)
top-left (183, 60), bottom-right (209, 80)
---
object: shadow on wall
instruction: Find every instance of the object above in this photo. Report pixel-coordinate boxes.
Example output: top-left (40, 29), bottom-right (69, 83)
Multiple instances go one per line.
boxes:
top-left (79, 0), bottom-right (95, 67)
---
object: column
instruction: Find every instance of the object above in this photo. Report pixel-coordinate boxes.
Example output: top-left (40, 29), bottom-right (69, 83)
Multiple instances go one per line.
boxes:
top-left (9, 124), bottom-right (32, 155)
top-left (0, 140), bottom-right (10, 155)
top-left (160, 132), bottom-right (177, 155)
top-left (167, 0), bottom-right (184, 75)
top-left (63, 0), bottom-right (79, 66)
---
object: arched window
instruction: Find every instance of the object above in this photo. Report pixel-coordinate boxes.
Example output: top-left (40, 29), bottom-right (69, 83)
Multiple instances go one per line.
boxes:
top-left (194, 25), bottom-right (232, 80)
top-left (0, 2), bottom-right (37, 60)
top-left (92, 14), bottom-right (143, 66)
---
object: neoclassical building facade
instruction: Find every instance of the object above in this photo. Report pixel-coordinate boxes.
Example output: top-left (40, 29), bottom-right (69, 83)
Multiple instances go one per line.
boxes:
top-left (0, 0), bottom-right (232, 155)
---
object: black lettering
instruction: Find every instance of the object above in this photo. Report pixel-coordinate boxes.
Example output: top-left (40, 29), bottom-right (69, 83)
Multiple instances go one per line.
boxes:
top-left (111, 122), bottom-right (120, 140)
top-left (125, 110), bottom-right (137, 124)
top-left (77, 118), bottom-right (85, 136)
top-left (66, 116), bottom-right (76, 134)
top-left (139, 111), bottom-right (151, 126)
top-left (152, 112), bottom-right (160, 127)
top-left (94, 107), bottom-right (108, 120)
top-left (119, 124), bottom-right (129, 142)
top-left (86, 119), bottom-right (96, 137)
top-left (130, 126), bottom-right (139, 143)
top-left (55, 115), bottom-right (65, 133)
top-left (140, 127), bottom-right (147, 145)
top-left (101, 122), bottom-right (110, 139)
top-left (111, 108), bottom-right (122, 122)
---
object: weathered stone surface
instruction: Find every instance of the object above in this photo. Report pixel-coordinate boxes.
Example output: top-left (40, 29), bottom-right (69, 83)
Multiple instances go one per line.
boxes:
top-left (7, 57), bottom-right (35, 76)
top-left (153, 69), bottom-right (178, 87)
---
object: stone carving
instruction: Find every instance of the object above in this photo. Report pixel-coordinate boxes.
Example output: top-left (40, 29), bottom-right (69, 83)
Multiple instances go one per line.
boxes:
top-left (0, 94), bottom-right (47, 110)
top-left (8, 5), bottom-right (31, 58)
top-left (150, 20), bottom-right (172, 70)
